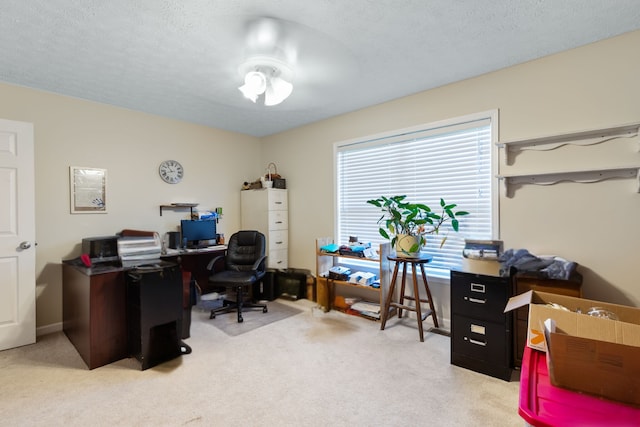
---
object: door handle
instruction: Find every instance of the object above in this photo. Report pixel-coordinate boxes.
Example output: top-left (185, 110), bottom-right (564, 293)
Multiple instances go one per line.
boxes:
top-left (19, 241), bottom-right (32, 250)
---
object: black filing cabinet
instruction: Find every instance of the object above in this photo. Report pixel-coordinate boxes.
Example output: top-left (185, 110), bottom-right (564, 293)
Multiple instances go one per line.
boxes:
top-left (126, 262), bottom-right (183, 370)
top-left (450, 270), bottom-right (512, 381)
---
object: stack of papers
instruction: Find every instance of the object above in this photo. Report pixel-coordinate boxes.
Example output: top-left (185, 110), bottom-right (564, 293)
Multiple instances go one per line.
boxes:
top-left (117, 233), bottom-right (162, 265)
top-left (350, 301), bottom-right (381, 319)
top-left (348, 271), bottom-right (377, 286)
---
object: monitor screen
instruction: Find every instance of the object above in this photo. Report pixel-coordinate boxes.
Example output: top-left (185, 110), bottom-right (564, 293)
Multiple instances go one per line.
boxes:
top-left (180, 220), bottom-right (216, 248)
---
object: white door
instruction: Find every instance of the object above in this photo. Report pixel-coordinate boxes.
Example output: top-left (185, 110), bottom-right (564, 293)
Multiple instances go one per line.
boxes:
top-left (0, 118), bottom-right (35, 351)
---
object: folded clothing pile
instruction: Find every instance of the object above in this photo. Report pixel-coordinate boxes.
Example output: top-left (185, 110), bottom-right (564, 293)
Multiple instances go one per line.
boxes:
top-left (498, 248), bottom-right (577, 280)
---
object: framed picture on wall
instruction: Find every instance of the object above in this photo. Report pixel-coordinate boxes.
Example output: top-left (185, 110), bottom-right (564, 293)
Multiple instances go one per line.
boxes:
top-left (69, 166), bottom-right (107, 214)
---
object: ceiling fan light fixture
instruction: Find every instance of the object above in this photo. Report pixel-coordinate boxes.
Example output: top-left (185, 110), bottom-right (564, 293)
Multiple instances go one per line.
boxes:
top-left (238, 70), bottom-right (267, 102)
top-left (264, 76), bottom-right (293, 106)
top-left (238, 57), bottom-right (293, 106)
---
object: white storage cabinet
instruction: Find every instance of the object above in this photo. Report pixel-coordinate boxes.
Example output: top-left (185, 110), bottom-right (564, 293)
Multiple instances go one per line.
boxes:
top-left (240, 188), bottom-right (288, 269)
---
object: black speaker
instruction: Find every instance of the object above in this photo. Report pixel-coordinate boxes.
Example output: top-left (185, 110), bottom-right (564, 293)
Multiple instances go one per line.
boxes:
top-left (167, 231), bottom-right (181, 249)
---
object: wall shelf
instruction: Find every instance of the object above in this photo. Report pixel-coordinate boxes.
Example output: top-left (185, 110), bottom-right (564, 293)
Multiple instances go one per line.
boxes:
top-left (497, 122), bottom-right (640, 166)
top-left (159, 204), bottom-right (198, 216)
top-left (497, 167), bottom-right (640, 198)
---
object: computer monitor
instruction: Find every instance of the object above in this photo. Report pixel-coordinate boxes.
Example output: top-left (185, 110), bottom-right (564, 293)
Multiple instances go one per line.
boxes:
top-left (180, 220), bottom-right (217, 248)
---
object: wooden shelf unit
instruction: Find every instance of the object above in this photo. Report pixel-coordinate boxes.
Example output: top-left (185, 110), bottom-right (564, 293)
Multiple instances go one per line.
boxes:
top-left (315, 237), bottom-right (392, 320)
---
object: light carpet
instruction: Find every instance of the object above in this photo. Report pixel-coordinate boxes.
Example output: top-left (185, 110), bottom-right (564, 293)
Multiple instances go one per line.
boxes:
top-left (0, 298), bottom-right (523, 426)
top-left (206, 300), bottom-right (304, 336)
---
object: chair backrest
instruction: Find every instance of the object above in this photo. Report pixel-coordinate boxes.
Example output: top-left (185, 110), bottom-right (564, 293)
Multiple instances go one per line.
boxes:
top-left (225, 230), bottom-right (266, 272)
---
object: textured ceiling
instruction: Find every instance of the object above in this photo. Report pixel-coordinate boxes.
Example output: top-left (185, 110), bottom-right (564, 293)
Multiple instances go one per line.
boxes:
top-left (2, 1), bottom-right (640, 137)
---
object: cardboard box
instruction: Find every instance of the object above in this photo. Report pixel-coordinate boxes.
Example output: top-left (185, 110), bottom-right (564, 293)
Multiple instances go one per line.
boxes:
top-left (547, 328), bottom-right (640, 406)
top-left (504, 290), bottom-right (640, 352)
top-left (505, 290), bottom-right (640, 406)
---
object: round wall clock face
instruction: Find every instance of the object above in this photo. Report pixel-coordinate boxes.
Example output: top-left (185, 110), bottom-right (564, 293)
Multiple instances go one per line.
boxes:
top-left (159, 160), bottom-right (184, 184)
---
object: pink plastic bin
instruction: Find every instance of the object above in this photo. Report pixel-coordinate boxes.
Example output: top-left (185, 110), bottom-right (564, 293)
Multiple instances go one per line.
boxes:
top-left (519, 346), bottom-right (640, 427)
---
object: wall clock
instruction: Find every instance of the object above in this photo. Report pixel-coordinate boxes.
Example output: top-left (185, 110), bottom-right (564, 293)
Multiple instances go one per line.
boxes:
top-left (159, 160), bottom-right (184, 184)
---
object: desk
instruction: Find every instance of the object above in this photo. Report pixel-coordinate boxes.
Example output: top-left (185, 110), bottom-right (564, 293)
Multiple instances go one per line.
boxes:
top-left (63, 261), bottom-right (183, 370)
top-left (62, 247), bottom-right (225, 370)
top-left (161, 245), bottom-right (226, 294)
top-left (62, 264), bottom-right (128, 369)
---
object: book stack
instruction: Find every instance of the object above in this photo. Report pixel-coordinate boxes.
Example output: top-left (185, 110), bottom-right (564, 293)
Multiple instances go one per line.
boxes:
top-left (117, 233), bottom-right (162, 267)
top-left (350, 301), bottom-right (381, 319)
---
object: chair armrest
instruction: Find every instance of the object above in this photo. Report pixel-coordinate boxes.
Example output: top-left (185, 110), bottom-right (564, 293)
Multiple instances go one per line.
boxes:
top-left (252, 255), bottom-right (267, 272)
top-left (206, 255), bottom-right (226, 272)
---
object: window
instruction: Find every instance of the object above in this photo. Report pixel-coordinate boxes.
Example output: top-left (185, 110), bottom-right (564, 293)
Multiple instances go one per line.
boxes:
top-left (335, 110), bottom-right (499, 277)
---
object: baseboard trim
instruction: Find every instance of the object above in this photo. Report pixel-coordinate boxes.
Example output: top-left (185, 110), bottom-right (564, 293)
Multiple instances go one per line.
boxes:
top-left (37, 322), bottom-right (62, 337)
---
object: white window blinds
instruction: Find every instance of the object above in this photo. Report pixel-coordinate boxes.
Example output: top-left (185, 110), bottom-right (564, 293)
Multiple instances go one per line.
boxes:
top-left (335, 111), bottom-right (498, 275)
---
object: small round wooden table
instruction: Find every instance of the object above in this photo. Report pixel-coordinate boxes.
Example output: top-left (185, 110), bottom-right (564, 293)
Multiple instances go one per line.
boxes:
top-left (380, 253), bottom-right (439, 342)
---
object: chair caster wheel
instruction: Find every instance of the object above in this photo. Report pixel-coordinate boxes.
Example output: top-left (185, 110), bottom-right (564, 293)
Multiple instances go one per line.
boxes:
top-left (210, 313), bottom-right (216, 319)
top-left (238, 316), bottom-right (244, 323)
top-left (263, 307), bottom-right (268, 313)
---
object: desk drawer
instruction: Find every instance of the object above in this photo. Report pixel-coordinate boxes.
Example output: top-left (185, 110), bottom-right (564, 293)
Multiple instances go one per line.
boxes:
top-left (451, 271), bottom-right (510, 322)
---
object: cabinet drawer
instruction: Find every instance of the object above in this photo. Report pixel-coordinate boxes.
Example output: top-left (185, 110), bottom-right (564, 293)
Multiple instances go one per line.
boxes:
top-left (450, 271), bottom-right (510, 322)
top-left (451, 314), bottom-right (509, 364)
top-left (268, 189), bottom-right (288, 210)
top-left (268, 248), bottom-right (288, 269)
top-left (268, 210), bottom-right (288, 230)
top-left (268, 230), bottom-right (288, 251)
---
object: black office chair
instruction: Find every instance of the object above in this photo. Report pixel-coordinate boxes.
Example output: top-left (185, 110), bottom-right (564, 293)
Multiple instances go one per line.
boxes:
top-left (206, 230), bottom-right (268, 323)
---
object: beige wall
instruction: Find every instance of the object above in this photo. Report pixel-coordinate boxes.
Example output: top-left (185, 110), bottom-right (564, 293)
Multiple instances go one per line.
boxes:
top-left (263, 30), bottom-right (640, 311)
top-left (0, 83), bottom-right (262, 328)
top-left (3, 29), bottom-right (640, 331)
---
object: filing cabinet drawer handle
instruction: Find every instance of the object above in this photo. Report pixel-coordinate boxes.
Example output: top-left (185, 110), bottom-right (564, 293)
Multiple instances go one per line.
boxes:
top-left (464, 296), bottom-right (486, 304)
top-left (275, 241), bottom-right (284, 244)
top-left (469, 338), bottom-right (487, 346)
top-left (275, 221), bottom-right (283, 224)
top-left (275, 201), bottom-right (283, 205)
top-left (470, 283), bottom-right (485, 293)
top-left (464, 336), bottom-right (487, 346)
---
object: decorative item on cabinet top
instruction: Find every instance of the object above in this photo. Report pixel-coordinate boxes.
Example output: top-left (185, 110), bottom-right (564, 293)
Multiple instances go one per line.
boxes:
top-left (241, 162), bottom-right (286, 190)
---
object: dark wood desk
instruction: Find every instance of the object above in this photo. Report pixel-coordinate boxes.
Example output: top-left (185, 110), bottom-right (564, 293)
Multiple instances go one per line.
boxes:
top-left (62, 247), bottom-right (226, 370)
top-left (62, 264), bottom-right (128, 370)
top-left (161, 245), bottom-right (226, 294)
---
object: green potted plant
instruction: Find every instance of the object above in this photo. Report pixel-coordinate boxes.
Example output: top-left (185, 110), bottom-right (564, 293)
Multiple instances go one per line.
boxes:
top-left (366, 195), bottom-right (469, 257)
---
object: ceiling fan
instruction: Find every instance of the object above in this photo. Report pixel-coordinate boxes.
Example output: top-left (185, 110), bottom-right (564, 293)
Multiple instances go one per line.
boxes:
top-left (232, 16), bottom-right (357, 108)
